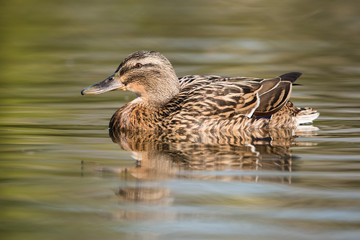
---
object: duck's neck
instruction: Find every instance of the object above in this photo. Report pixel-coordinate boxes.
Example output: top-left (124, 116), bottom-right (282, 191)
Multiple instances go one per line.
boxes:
top-left (139, 75), bottom-right (180, 108)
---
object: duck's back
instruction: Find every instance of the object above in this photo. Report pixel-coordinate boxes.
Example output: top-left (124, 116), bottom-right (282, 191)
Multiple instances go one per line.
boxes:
top-left (109, 73), bottom-right (318, 133)
top-left (162, 75), bottom-right (276, 133)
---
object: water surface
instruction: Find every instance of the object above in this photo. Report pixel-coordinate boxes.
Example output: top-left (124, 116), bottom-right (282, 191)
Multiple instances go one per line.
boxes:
top-left (1, 0), bottom-right (360, 240)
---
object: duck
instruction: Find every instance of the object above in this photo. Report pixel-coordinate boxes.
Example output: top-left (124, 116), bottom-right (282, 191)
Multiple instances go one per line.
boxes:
top-left (81, 51), bottom-right (319, 134)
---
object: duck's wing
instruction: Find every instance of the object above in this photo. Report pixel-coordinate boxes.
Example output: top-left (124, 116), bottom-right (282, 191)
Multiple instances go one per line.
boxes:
top-left (175, 81), bottom-right (263, 118)
top-left (176, 72), bottom-right (302, 118)
top-left (253, 80), bottom-right (292, 117)
top-left (178, 72), bottom-right (301, 89)
top-left (178, 75), bottom-right (263, 89)
top-left (251, 72), bottom-right (302, 117)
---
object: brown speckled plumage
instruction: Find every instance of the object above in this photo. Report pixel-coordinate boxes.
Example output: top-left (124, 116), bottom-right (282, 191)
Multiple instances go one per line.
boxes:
top-left (82, 51), bottom-right (319, 134)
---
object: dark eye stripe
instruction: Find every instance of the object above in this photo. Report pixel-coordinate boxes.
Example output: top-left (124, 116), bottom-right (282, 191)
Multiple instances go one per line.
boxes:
top-left (120, 63), bottom-right (156, 75)
top-left (141, 63), bottom-right (156, 68)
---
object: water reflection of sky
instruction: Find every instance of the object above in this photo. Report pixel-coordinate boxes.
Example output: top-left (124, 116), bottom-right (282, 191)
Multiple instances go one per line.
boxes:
top-left (1, 0), bottom-right (360, 240)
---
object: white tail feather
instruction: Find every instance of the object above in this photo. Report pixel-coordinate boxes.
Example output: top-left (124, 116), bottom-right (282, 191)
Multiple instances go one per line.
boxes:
top-left (295, 112), bottom-right (319, 125)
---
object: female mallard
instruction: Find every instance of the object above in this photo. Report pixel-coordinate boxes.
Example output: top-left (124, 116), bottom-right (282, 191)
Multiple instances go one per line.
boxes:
top-left (81, 51), bottom-right (319, 133)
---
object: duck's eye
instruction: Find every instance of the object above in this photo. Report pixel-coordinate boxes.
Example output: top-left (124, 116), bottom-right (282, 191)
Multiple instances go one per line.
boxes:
top-left (135, 63), bottom-right (143, 69)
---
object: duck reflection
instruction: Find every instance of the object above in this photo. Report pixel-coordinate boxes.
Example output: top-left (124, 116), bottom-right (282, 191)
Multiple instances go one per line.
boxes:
top-left (106, 127), bottom-right (317, 202)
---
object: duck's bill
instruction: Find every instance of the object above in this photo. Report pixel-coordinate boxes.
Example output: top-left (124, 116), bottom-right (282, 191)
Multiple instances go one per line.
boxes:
top-left (81, 74), bottom-right (125, 95)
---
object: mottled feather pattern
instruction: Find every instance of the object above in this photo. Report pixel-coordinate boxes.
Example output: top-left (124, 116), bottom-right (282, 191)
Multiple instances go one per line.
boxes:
top-left (82, 51), bottom-right (318, 134)
top-left (110, 74), bottom-right (295, 133)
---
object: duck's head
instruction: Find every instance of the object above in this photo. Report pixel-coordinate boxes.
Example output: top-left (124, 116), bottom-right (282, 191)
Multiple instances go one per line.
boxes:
top-left (81, 51), bottom-right (180, 107)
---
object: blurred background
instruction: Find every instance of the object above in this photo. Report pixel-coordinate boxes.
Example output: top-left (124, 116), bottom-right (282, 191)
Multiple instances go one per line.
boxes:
top-left (1, 0), bottom-right (360, 240)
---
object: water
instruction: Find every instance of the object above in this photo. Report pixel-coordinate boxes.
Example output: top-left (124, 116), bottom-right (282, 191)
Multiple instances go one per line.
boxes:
top-left (1, 0), bottom-right (360, 239)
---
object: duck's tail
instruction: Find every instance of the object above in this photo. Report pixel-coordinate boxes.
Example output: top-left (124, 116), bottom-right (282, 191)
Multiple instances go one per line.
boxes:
top-left (269, 101), bottom-right (319, 128)
top-left (294, 107), bottom-right (320, 125)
